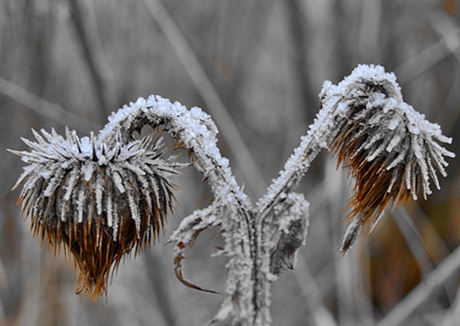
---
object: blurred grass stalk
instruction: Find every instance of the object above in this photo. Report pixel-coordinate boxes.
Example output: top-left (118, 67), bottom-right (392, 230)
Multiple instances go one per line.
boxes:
top-left (141, 0), bottom-right (267, 199)
top-left (376, 244), bottom-right (460, 326)
top-left (0, 75), bottom-right (100, 132)
top-left (68, 0), bottom-right (115, 124)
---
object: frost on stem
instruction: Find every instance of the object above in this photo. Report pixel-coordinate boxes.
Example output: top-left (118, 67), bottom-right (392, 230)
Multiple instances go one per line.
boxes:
top-left (319, 64), bottom-right (456, 253)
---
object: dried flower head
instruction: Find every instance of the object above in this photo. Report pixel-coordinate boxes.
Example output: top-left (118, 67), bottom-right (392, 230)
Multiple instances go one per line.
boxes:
top-left (319, 65), bottom-right (455, 253)
top-left (9, 127), bottom-right (180, 298)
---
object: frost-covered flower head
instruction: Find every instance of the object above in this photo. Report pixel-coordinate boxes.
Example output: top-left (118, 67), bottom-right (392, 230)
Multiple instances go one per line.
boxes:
top-left (318, 64), bottom-right (455, 253)
top-left (9, 127), bottom-right (180, 298)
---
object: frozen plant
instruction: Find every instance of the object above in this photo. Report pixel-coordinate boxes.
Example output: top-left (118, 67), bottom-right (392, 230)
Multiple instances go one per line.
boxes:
top-left (9, 65), bottom-right (455, 325)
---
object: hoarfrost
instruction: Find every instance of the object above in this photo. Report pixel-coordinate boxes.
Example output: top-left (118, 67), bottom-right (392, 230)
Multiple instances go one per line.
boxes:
top-left (82, 162), bottom-right (94, 182)
top-left (388, 117), bottom-right (400, 130)
top-left (77, 189), bottom-right (85, 223)
top-left (112, 170), bottom-right (125, 194)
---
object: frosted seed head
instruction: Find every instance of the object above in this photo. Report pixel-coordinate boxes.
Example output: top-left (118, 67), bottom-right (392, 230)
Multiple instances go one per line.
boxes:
top-left (9, 126), bottom-right (180, 299)
top-left (319, 64), bottom-right (455, 253)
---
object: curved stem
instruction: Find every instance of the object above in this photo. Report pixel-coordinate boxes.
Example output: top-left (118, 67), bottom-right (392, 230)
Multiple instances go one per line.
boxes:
top-left (97, 95), bottom-right (264, 325)
top-left (142, 0), bottom-right (267, 199)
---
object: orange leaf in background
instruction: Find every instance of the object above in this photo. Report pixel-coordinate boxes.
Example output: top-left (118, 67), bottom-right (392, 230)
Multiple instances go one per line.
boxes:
top-left (443, 0), bottom-right (456, 15)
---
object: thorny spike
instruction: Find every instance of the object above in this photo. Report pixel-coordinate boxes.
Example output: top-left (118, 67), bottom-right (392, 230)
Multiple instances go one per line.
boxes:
top-left (32, 128), bottom-right (47, 146)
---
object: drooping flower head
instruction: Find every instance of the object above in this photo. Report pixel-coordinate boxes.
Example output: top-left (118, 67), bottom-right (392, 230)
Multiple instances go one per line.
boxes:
top-left (9, 126), bottom-right (180, 298)
top-left (319, 65), bottom-right (455, 253)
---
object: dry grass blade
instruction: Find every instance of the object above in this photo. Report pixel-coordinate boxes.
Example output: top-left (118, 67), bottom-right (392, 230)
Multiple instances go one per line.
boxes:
top-left (376, 245), bottom-right (460, 326)
top-left (0, 75), bottom-right (101, 132)
top-left (68, 0), bottom-right (114, 122)
top-left (173, 253), bottom-right (218, 294)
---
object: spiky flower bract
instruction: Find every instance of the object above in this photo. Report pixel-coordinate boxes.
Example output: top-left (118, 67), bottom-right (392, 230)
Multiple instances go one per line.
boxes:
top-left (319, 64), bottom-right (456, 253)
top-left (9, 127), bottom-right (180, 298)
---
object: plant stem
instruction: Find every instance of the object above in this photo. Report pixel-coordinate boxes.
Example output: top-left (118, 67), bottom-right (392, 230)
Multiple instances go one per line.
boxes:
top-left (68, 0), bottom-right (113, 124)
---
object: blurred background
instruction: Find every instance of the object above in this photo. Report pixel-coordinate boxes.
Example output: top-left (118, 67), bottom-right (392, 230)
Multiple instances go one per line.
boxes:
top-left (1, 0), bottom-right (460, 325)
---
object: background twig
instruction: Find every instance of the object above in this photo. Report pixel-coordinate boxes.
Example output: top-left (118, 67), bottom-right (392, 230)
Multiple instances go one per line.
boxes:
top-left (68, 0), bottom-right (114, 124)
top-left (142, 0), bottom-right (267, 199)
top-left (0, 75), bottom-right (101, 132)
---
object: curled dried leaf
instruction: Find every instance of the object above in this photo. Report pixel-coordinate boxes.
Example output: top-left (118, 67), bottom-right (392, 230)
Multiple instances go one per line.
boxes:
top-left (173, 253), bottom-right (218, 294)
top-left (270, 218), bottom-right (308, 275)
top-left (169, 205), bottom-right (223, 293)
